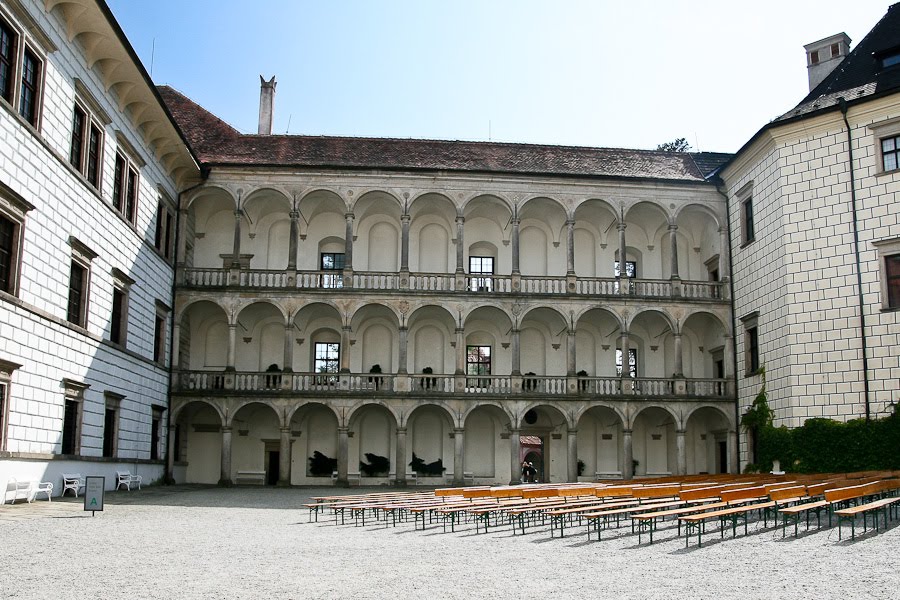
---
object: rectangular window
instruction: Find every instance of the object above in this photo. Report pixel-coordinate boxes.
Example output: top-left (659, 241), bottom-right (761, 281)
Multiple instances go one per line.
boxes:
top-left (86, 123), bottom-right (102, 187)
top-left (110, 287), bottom-right (126, 345)
top-left (112, 152), bottom-right (139, 223)
top-left (61, 398), bottom-right (79, 455)
top-left (0, 213), bottom-right (14, 293)
top-left (150, 413), bottom-right (161, 461)
top-left (615, 348), bottom-right (637, 378)
top-left (742, 197), bottom-right (755, 244)
top-left (0, 17), bottom-right (14, 103)
top-left (320, 252), bottom-right (344, 288)
top-left (67, 260), bottom-right (88, 326)
top-left (887, 255), bottom-right (900, 309)
top-left (742, 313), bottom-right (761, 375)
top-left (19, 47), bottom-right (39, 125)
top-left (155, 201), bottom-right (175, 260)
top-left (102, 407), bottom-right (117, 457)
top-left (614, 260), bottom-right (637, 278)
top-left (153, 313), bottom-right (166, 363)
top-left (314, 342), bottom-right (339, 384)
top-left (466, 345), bottom-right (491, 388)
top-left (830, 43), bottom-right (840, 58)
top-left (0, 381), bottom-right (7, 451)
top-left (69, 104), bottom-right (86, 169)
top-left (468, 256), bottom-right (494, 291)
top-left (882, 136), bottom-right (900, 172)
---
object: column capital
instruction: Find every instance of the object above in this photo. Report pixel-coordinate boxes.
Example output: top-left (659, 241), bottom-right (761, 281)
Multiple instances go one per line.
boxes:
top-left (622, 428), bottom-right (633, 435)
top-left (676, 429), bottom-right (686, 435)
top-left (337, 426), bottom-right (350, 434)
top-left (280, 426), bottom-right (291, 434)
top-left (289, 209), bottom-right (300, 220)
top-left (456, 215), bottom-right (465, 224)
top-left (567, 428), bottom-right (578, 435)
top-left (396, 427), bottom-right (407, 435)
top-left (344, 212), bottom-right (355, 220)
top-left (453, 427), bottom-right (465, 435)
top-left (617, 221), bottom-right (627, 231)
top-left (400, 213), bottom-right (411, 223)
top-left (668, 223), bottom-right (678, 231)
top-left (221, 426), bottom-right (232, 433)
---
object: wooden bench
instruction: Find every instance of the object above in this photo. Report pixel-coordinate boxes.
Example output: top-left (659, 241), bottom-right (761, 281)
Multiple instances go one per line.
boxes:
top-left (678, 486), bottom-right (775, 547)
top-left (61, 473), bottom-right (86, 498)
top-left (235, 470), bottom-right (266, 485)
top-left (115, 471), bottom-right (142, 491)
top-left (828, 480), bottom-right (900, 540)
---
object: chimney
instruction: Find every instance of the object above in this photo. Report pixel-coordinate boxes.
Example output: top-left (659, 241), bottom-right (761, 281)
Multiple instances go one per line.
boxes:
top-left (804, 33), bottom-right (851, 92)
top-left (257, 75), bottom-right (276, 135)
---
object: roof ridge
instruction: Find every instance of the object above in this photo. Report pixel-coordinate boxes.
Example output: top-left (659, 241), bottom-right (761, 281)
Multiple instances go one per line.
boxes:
top-left (157, 85), bottom-right (241, 136)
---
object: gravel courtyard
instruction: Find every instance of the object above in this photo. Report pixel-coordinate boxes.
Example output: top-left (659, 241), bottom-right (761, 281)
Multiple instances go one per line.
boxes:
top-left (1, 485), bottom-right (897, 600)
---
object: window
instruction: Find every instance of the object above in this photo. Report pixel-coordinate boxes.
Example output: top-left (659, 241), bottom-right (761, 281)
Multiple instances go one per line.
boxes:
top-left (809, 50), bottom-right (819, 65)
top-left (60, 378), bottom-right (88, 456)
top-left (873, 238), bottom-right (900, 310)
top-left (69, 102), bottom-right (104, 189)
top-left (830, 43), bottom-right (840, 58)
top-left (108, 268), bottom-right (133, 347)
top-left (153, 301), bottom-right (170, 365)
top-left (741, 312), bottom-right (760, 375)
top-left (0, 359), bottom-right (21, 452)
top-left (154, 200), bottom-right (175, 260)
top-left (0, 17), bottom-right (14, 103)
top-left (615, 348), bottom-right (637, 378)
top-left (314, 342), bottom-right (339, 384)
top-left (466, 345), bottom-right (491, 388)
top-left (882, 136), bottom-right (900, 172)
top-left (67, 237), bottom-right (97, 328)
top-left (112, 152), bottom-right (139, 224)
top-left (18, 47), bottom-right (39, 125)
top-left (0, 180), bottom-right (33, 296)
top-left (102, 392), bottom-right (122, 458)
top-left (320, 252), bottom-right (344, 288)
top-left (468, 256), bottom-right (494, 291)
top-left (742, 197), bottom-right (755, 244)
top-left (614, 260), bottom-right (636, 278)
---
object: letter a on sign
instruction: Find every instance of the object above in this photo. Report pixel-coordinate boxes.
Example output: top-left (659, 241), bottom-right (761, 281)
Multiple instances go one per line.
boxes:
top-left (84, 476), bottom-right (105, 515)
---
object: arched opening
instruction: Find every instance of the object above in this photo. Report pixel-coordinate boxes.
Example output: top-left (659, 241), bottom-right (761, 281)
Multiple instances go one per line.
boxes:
top-left (577, 405), bottom-right (625, 479)
top-left (518, 404), bottom-right (569, 483)
top-left (685, 406), bottom-right (732, 474)
top-left (230, 402), bottom-right (281, 485)
top-left (290, 403), bottom-right (339, 484)
top-left (407, 404), bottom-right (454, 482)
top-left (632, 406), bottom-right (677, 477)
top-left (174, 401), bottom-right (222, 484)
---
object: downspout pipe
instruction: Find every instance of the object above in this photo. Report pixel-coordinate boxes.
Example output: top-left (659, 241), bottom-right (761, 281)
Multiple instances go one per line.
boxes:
top-left (715, 183), bottom-right (742, 471)
top-left (838, 97), bottom-right (871, 422)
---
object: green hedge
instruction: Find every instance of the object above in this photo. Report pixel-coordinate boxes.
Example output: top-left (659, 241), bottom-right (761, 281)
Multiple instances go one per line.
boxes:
top-left (754, 409), bottom-right (900, 473)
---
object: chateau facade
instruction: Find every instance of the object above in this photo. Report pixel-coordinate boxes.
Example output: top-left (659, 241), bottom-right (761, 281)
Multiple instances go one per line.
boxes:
top-left (1, 0), bottom-right (897, 490)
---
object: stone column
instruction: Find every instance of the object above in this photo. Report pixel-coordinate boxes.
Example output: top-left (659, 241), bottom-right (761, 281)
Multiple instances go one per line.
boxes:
top-left (171, 322), bottom-right (181, 369)
top-left (728, 429), bottom-right (738, 474)
top-left (287, 210), bottom-right (299, 270)
top-left (453, 428), bottom-right (465, 484)
top-left (617, 221), bottom-right (628, 295)
top-left (673, 333), bottom-right (683, 377)
top-left (511, 217), bottom-right (521, 275)
top-left (219, 426), bottom-right (233, 486)
top-left (622, 428), bottom-right (633, 479)
top-left (340, 326), bottom-right (351, 372)
top-left (278, 427), bottom-right (292, 486)
top-left (723, 334), bottom-right (735, 397)
top-left (398, 326), bottom-right (408, 374)
top-left (567, 428), bottom-right (578, 482)
top-left (226, 323), bottom-right (237, 370)
top-left (619, 331), bottom-right (630, 378)
top-left (566, 219), bottom-right (576, 275)
top-left (395, 427), bottom-right (407, 485)
top-left (283, 324), bottom-right (294, 372)
top-left (455, 216), bottom-right (465, 273)
top-left (676, 429), bottom-right (686, 476)
top-left (344, 213), bottom-right (354, 271)
top-left (566, 329), bottom-right (576, 376)
top-left (400, 214), bottom-right (411, 272)
top-left (337, 426), bottom-right (349, 485)
top-left (669, 223), bottom-right (680, 279)
top-left (176, 208), bottom-right (189, 266)
top-left (455, 328), bottom-right (465, 374)
top-left (509, 428), bottom-right (521, 485)
top-left (231, 209), bottom-right (243, 267)
top-left (511, 328), bottom-right (521, 376)
top-left (718, 227), bottom-right (730, 280)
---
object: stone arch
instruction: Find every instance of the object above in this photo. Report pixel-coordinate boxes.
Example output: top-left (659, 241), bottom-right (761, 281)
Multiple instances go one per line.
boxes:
top-left (684, 405), bottom-right (734, 475)
top-left (519, 306), bottom-right (568, 376)
top-left (174, 399), bottom-right (225, 484)
top-left (408, 304), bottom-right (456, 376)
top-left (574, 306), bottom-right (623, 378)
top-left (576, 404), bottom-right (627, 478)
top-left (622, 201), bottom-right (670, 279)
top-left (290, 401), bottom-right (340, 481)
top-left (350, 303), bottom-right (400, 373)
top-left (347, 402), bottom-right (399, 477)
top-left (406, 403), bottom-right (456, 480)
top-left (630, 404), bottom-right (679, 477)
top-left (297, 189), bottom-right (347, 271)
top-left (464, 403), bottom-right (513, 481)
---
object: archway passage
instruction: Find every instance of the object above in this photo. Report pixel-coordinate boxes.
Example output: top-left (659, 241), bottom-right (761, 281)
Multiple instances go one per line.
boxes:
top-left (521, 436), bottom-right (544, 482)
top-left (685, 406), bottom-right (732, 474)
top-left (174, 401), bottom-right (223, 484)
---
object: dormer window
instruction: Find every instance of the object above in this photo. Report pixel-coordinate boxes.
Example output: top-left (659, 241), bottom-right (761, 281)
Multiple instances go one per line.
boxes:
top-left (882, 53), bottom-right (900, 69)
top-left (809, 50), bottom-right (819, 65)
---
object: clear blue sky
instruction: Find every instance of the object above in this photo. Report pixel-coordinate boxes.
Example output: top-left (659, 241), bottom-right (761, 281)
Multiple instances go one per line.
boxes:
top-left (107, 0), bottom-right (891, 153)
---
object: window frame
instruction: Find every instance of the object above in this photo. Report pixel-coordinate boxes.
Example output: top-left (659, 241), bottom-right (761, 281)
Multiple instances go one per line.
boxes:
top-left (67, 236), bottom-right (97, 329)
top-left (112, 151), bottom-right (140, 225)
top-left (615, 348), bottom-right (638, 379)
top-left (108, 268), bottom-right (134, 348)
top-left (0, 4), bottom-right (53, 131)
top-left (741, 312), bottom-right (761, 376)
top-left (319, 252), bottom-right (345, 288)
top-left (60, 378), bottom-right (89, 456)
top-left (466, 344), bottom-right (492, 388)
top-left (468, 256), bottom-right (494, 291)
top-left (153, 300), bottom-right (171, 365)
top-left (0, 359), bottom-right (22, 452)
top-left (735, 181), bottom-right (755, 247)
top-left (68, 93), bottom-right (108, 191)
top-left (872, 236), bottom-right (900, 311)
top-left (150, 405), bottom-right (164, 461)
top-left (0, 181), bottom-right (34, 296)
top-left (313, 341), bottom-right (340, 384)
top-left (0, 15), bottom-right (15, 105)
top-left (154, 197), bottom-right (176, 261)
top-left (868, 117), bottom-right (900, 176)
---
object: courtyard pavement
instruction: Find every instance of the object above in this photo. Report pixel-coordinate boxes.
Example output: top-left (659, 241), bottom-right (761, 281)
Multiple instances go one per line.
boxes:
top-left (0, 485), bottom-right (897, 599)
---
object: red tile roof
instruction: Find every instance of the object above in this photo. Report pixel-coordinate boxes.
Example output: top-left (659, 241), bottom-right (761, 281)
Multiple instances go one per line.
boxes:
top-left (158, 85), bottom-right (724, 183)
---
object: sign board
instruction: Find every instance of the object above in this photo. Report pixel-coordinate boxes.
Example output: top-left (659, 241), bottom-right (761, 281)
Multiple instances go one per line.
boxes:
top-left (84, 476), bottom-right (105, 514)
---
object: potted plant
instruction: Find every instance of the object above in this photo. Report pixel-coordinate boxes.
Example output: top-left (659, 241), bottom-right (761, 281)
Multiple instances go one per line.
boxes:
top-left (421, 366), bottom-right (436, 390)
top-left (524, 371), bottom-right (538, 392)
top-left (577, 369), bottom-right (588, 392)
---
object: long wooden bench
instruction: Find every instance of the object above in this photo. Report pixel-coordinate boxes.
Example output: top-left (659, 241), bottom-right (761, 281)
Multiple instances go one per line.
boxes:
top-left (678, 486), bottom-right (775, 547)
top-left (828, 480), bottom-right (900, 540)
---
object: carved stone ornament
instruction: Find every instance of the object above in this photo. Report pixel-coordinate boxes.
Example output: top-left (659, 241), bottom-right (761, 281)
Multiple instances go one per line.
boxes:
top-left (398, 300), bottom-right (410, 315)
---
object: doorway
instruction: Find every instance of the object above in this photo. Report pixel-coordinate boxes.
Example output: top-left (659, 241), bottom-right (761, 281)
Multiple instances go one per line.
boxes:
top-left (717, 440), bottom-right (728, 474)
top-left (519, 435), bottom-right (544, 482)
top-left (265, 448), bottom-right (280, 485)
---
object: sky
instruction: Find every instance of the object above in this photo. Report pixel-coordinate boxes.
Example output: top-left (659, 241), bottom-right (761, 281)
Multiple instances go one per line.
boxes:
top-left (106, 1), bottom-right (893, 153)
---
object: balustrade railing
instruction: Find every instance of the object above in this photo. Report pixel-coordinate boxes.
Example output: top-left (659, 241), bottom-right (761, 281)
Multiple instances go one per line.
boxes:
top-left (174, 370), bottom-right (731, 399)
top-left (181, 267), bottom-right (724, 302)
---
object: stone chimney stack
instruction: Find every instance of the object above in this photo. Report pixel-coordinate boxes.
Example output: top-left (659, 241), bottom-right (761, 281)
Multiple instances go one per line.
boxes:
top-left (804, 33), bottom-right (851, 92)
top-left (258, 75), bottom-right (276, 135)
